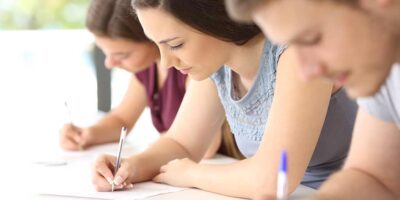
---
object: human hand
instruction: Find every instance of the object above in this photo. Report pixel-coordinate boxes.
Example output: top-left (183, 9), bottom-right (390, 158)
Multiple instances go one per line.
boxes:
top-left (153, 158), bottom-right (196, 188)
top-left (92, 154), bottom-right (138, 191)
top-left (59, 124), bottom-right (95, 150)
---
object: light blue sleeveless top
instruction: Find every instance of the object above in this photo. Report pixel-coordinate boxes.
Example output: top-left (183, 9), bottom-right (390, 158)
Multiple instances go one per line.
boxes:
top-left (210, 40), bottom-right (358, 189)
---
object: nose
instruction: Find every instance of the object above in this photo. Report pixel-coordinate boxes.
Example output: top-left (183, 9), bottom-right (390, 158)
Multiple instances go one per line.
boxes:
top-left (159, 49), bottom-right (179, 69)
top-left (104, 56), bottom-right (118, 70)
top-left (295, 47), bottom-right (325, 81)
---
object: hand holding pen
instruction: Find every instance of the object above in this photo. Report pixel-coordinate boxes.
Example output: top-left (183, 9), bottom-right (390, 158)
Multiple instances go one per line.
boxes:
top-left (60, 101), bottom-right (94, 150)
top-left (59, 124), bottom-right (95, 150)
top-left (92, 127), bottom-right (135, 192)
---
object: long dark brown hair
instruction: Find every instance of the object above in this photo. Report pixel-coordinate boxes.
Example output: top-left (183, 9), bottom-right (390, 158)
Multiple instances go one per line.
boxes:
top-left (86, 0), bottom-right (149, 42)
top-left (131, 0), bottom-right (261, 45)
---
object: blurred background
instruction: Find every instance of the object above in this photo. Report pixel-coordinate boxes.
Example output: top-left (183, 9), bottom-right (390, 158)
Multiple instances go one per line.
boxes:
top-left (0, 1), bottom-right (158, 195)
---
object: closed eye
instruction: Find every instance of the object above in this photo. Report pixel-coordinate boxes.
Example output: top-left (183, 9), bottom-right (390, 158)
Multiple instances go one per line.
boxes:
top-left (169, 43), bottom-right (184, 50)
top-left (296, 34), bottom-right (322, 46)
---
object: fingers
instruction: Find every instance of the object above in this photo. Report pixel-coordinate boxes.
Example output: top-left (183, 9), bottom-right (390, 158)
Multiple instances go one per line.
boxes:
top-left (78, 129), bottom-right (95, 150)
top-left (113, 162), bottom-right (131, 186)
top-left (92, 155), bottom-right (135, 191)
top-left (92, 172), bottom-right (115, 191)
top-left (159, 159), bottom-right (179, 173)
top-left (61, 138), bottom-right (80, 151)
top-left (60, 124), bottom-right (94, 150)
top-left (60, 125), bottom-right (81, 150)
top-left (93, 155), bottom-right (116, 182)
top-left (152, 174), bottom-right (163, 183)
top-left (92, 173), bottom-right (132, 191)
top-left (92, 155), bottom-right (116, 191)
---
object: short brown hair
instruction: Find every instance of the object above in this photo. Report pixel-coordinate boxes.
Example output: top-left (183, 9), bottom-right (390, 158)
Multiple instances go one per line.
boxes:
top-left (225, 0), bottom-right (360, 23)
top-left (225, 0), bottom-right (266, 23)
top-left (86, 0), bottom-right (149, 42)
top-left (132, 0), bottom-right (261, 45)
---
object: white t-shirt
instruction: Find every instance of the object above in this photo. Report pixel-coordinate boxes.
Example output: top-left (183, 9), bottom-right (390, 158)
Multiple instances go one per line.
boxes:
top-left (358, 64), bottom-right (400, 125)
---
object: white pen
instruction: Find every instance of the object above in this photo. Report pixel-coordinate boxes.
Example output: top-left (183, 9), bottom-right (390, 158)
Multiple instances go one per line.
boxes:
top-left (277, 150), bottom-right (288, 200)
top-left (64, 101), bottom-right (84, 150)
top-left (64, 101), bottom-right (73, 124)
top-left (111, 127), bottom-right (127, 192)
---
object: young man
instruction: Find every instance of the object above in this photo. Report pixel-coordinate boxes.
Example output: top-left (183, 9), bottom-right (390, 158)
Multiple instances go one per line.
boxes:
top-left (225, 0), bottom-right (400, 199)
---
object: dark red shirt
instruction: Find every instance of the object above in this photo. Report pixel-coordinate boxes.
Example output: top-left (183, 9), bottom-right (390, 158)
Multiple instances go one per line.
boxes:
top-left (135, 64), bottom-right (187, 133)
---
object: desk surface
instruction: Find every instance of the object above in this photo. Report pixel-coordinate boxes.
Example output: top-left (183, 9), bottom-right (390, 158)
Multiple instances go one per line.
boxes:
top-left (37, 185), bottom-right (314, 200)
top-left (32, 144), bottom-right (315, 200)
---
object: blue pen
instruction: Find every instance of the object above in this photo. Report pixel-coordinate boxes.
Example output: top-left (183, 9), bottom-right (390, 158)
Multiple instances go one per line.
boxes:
top-left (277, 150), bottom-right (288, 200)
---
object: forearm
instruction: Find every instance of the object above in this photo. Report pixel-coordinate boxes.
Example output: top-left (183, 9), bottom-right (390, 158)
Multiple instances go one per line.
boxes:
top-left (314, 169), bottom-right (396, 200)
top-left (90, 114), bottom-right (130, 145)
top-left (189, 158), bottom-right (261, 199)
top-left (132, 136), bottom-right (193, 182)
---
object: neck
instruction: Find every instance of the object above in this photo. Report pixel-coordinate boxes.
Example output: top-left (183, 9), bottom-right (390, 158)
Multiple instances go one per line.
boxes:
top-left (388, 1), bottom-right (400, 63)
top-left (225, 34), bottom-right (266, 82)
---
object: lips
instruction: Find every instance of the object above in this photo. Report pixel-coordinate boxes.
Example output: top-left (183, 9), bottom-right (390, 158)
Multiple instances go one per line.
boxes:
top-left (332, 72), bottom-right (349, 87)
top-left (178, 67), bottom-right (192, 75)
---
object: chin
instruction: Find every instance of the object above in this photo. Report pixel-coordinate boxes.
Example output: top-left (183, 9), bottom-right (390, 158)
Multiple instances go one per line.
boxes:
top-left (345, 84), bottom-right (382, 99)
top-left (188, 73), bottom-right (208, 81)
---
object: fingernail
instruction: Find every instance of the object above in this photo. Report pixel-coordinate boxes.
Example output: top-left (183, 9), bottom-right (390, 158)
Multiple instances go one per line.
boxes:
top-left (106, 177), bottom-right (113, 184)
top-left (115, 184), bottom-right (124, 190)
top-left (126, 184), bottom-right (134, 189)
top-left (113, 176), bottom-right (123, 186)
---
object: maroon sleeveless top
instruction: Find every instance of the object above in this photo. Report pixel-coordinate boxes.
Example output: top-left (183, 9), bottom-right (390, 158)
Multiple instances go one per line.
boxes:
top-left (135, 64), bottom-right (187, 133)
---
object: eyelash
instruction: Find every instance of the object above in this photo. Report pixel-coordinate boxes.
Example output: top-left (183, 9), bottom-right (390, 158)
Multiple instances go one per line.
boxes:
top-left (169, 43), bottom-right (184, 50)
top-left (302, 34), bottom-right (322, 46)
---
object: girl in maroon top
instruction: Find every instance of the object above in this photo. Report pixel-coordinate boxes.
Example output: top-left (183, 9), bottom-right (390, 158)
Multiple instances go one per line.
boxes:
top-left (59, 0), bottom-right (242, 159)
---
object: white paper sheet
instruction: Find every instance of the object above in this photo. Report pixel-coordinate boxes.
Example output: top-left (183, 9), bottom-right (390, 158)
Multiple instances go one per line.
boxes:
top-left (31, 143), bottom-right (139, 166)
top-left (33, 160), bottom-right (186, 200)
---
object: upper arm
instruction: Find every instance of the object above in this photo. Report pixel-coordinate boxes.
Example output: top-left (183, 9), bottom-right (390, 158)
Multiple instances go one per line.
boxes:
top-left (344, 108), bottom-right (400, 197)
top-left (166, 78), bottom-right (225, 161)
top-left (109, 75), bottom-right (147, 130)
top-left (254, 47), bottom-right (334, 191)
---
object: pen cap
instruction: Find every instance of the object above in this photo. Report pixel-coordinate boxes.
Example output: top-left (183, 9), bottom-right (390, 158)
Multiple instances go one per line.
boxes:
top-left (279, 151), bottom-right (287, 172)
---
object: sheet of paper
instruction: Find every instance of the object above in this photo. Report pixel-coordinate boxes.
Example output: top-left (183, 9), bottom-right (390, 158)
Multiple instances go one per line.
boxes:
top-left (31, 143), bottom-right (139, 166)
top-left (33, 160), bottom-right (186, 200)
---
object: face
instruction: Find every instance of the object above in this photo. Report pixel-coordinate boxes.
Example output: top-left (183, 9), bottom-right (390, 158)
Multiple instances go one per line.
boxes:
top-left (95, 36), bottom-right (159, 73)
top-left (136, 8), bottom-right (232, 81)
top-left (253, 0), bottom-right (399, 98)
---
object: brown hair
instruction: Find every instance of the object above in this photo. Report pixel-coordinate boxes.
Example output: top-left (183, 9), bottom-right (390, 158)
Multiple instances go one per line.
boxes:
top-left (86, 0), bottom-right (149, 42)
top-left (218, 121), bottom-right (245, 160)
top-left (225, 0), bottom-right (360, 23)
top-left (131, 0), bottom-right (261, 45)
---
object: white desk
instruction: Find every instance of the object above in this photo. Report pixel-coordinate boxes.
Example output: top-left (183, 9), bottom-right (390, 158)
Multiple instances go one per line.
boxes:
top-left (37, 185), bottom-right (314, 200)
top-left (31, 143), bottom-right (315, 200)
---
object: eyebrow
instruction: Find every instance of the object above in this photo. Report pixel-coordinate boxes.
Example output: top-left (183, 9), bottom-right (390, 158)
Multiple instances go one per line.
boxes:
top-left (158, 37), bottom-right (180, 44)
top-left (111, 52), bottom-right (130, 57)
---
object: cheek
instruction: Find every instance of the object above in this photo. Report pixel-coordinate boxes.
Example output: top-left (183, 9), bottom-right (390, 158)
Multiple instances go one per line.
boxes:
top-left (178, 45), bottom-right (215, 67)
top-left (133, 51), bottom-right (154, 66)
top-left (317, 27), bottom-right (358, 68)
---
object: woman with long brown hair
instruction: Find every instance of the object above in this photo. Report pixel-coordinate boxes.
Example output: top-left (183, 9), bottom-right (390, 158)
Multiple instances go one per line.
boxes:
top-left (59, 0), bottom-right (241, 160)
